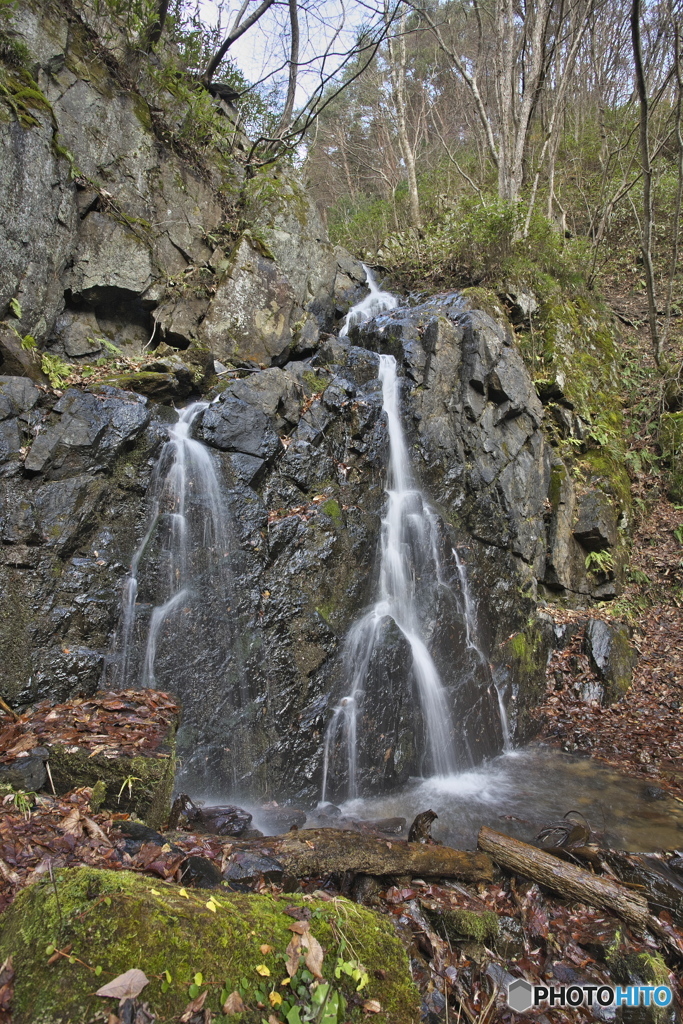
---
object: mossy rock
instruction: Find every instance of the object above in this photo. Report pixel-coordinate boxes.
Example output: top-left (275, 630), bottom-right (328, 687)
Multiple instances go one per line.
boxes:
top-left (104, 371), bottom-right (179, 400)
top-left (46, 746), bottom-right (175, 829)
top-left (0, 867), bottom-right (421, 1024)
top-left (424, 906), bottom-right (499, 945)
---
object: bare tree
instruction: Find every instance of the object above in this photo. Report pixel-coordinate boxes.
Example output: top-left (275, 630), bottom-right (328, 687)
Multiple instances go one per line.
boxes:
top-left (632, 0), bottom-right (660, 363)
top-left (385, 3), bottom-right (422, 229)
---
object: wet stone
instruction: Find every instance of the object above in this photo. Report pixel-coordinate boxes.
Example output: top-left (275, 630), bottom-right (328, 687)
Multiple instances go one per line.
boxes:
top-left (180, 855), bottom-right (222, 889)
top-left (0, 749), bottom-right (48, 791)
top-left (222, 850), bottom-right (284, 884)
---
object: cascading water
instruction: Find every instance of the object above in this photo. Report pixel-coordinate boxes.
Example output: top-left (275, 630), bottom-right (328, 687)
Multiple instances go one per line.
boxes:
top-left (322, 355), bottom-right (458, 800)
top-left (323, 281), bottom-right (509, 802)
top-left (104, 402), bottom-right (239, 791)
top-left (452, 546), bottom-right (512, 751)
top-left (339, 265), bottom-right (398, 337)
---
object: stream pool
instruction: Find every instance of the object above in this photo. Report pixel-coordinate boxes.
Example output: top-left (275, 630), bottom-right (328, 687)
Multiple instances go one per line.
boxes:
top-left (296, 746), bottom-right (683, 852)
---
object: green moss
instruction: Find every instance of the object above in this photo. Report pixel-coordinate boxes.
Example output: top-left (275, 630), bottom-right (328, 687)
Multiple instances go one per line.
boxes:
top-left (0, 867), bottom-right (420, 1024)
top-left (315, 601), bottom-right (335, 624)
top-left (578, 450), bottom-right (631, 510)
top-left (548, 463), bottom-right (566, 509)
top-left (605, 940), bottom-right (671, 1023)
top-left (0, 66), bottom-right (53, 127)
top-left (460, 287), bottom-right (510, 329)
top-left (505, 617), bottom-right (549, 740)
top-left (131, 91), bottom-right (152, 132)
top-left (103, 371), bottom-right (177, 399)
top-left (303, 371), bottom-right (329, 395)
top-left (46, 745), bottom-right (176, 829)
top-left (321, 499), bottom-right (342, 522)
top-left (425, 906), bottom-right (499, 945)
top-left (242, 227), bottom-right (275, 261)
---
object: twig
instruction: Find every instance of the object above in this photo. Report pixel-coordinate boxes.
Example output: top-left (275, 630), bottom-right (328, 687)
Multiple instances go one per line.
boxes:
top-left (45, 760), bottom-right (56, 796)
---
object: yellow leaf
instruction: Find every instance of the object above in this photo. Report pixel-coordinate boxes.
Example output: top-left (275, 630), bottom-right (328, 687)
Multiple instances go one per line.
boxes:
top-left (255, 964), bottom-right (271, 977)
top-left (269, 991), bottom-right (283, 1007)
top-left (260, 944), bottom-right (273, 955)
top-left (179, 888), bottom-right (189, 898)
top-left (150, 889), bottom-right (161, 896)
top-left (280, 978), bottom-right (291, 986)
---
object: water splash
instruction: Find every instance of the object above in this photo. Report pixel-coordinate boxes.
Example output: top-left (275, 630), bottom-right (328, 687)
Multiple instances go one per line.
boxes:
top-left (452, 547), bottom-right (512, 750)
top-left (339, 265), bottom-right (397, 337)
top-left (322, 355), bottom-right (458, 800)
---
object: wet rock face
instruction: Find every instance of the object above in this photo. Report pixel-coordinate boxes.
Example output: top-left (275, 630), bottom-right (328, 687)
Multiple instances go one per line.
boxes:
top-left (1, 0), bottom-right (365, 377)
top-left (0, 287), bottom-right (629, 802)
top-left (585, 618), bottom-right (638, 703)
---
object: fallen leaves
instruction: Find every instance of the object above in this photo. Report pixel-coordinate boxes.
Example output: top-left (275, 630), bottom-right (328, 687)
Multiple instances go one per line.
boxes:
top-left (222, 991), bottom-right (246, 1014)
top-left (96, 968), bottom-right (149, 1000)
top-left (0, 689), bottom-right (179, 764)
top-left (0, 957), bottom-right (13, 1012)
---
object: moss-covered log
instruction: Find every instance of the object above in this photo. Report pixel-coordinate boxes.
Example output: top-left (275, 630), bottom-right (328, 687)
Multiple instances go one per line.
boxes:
top-left (0, 867), bottom-right (421, 1024)
top-left (251, 828), bottom-right (494, 881)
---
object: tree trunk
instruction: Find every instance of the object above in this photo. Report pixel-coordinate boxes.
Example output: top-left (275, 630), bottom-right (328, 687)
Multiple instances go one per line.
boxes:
top-left (478, 827), bottom-right (683, 955)
top-left (244, 829), bottom-right (495, 881)
top-left (386, 7), bottom-right (422, 230)
top-left (631, 0), bottom-right (661, 364)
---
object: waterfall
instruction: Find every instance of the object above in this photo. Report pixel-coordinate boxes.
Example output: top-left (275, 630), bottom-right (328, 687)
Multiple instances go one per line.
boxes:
top-left (104, 402), bottom-right (237, 790)
top-left (322, 354), bottom-right (458, 800)
top-left (452, 547), bottom-right (512, 751)
top-left (339, 265), bottom-right (397, 337)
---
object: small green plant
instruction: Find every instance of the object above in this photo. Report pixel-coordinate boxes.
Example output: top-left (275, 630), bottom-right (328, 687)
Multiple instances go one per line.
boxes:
top-left (8, 297), bottom-right (21, 317)
top-left (40, 353), bottom-right (71, 388)
top-left (626, 567), bottom-right (651, 584)
top-left (100, 338), bottom-right (123, 357)
top-left (585, 549), bottom-right (614, 574)
top-left (673, 525), bottom-right (683, 546)
top-left (2, 788), bottom-right (35, 819)
top-left (117, 774), bottom-right (141, 802)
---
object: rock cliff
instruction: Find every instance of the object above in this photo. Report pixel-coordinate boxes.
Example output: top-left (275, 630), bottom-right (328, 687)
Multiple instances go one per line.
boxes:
top-left (0, 0), bottom-right (633, 802)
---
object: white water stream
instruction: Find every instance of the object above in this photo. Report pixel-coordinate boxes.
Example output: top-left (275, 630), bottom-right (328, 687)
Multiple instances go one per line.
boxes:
top-left (106, 402), bottom-right (232, 690)
top-left (339, 265), bottom-right (397, 337)
top-left (323, 274), bottom-right (512, 802)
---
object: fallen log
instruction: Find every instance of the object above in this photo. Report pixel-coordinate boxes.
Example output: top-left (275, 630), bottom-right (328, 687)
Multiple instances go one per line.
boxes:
top-left (244, 829), bottom-right (494, 882)
top-left (478, 826), bottom-right (683, 956)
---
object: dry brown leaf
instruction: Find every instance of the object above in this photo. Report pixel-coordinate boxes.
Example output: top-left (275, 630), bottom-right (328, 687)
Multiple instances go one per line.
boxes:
top-left (0, 860), bottom-right (20, 886)
top-left (0, 958), bottom-right (13, 987)
top-left (285, 933), bottom-right (301, 977)
top-left (5, 734), bottom-right (37, 757)
top-left (96, 968), bottom-right (150, 1000)
top-left (287, 920), bottom-right (310, 935)
top-left (60, 808), bottom-right (83, 836)
top-left (222, 991), bottom-right (246, 1015)
top-left (362, 999), bottom-right (382, 1013)
top-left (304, 934), bottom-right (324, 979)
top-left (83, 817), bottom-right (112, 846)
top-left (180, 989), bottom-right (208, 1021)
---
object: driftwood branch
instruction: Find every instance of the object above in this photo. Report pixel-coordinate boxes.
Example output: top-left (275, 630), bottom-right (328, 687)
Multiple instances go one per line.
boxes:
top-left (478, 826), bottom-right (683, 957)
top-left (251, 829), bottom-right (494, 882)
